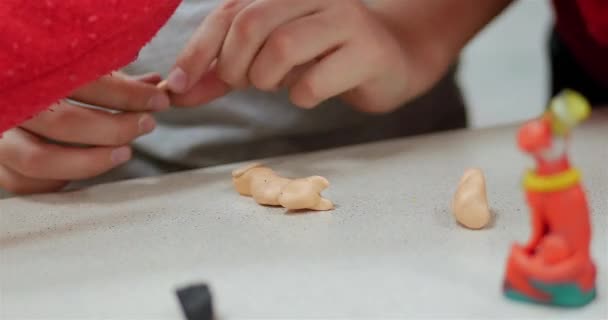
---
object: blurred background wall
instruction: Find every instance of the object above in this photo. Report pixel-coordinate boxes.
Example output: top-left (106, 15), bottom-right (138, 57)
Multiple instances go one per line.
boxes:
top-left (459, 1), bottom-right (552, 128)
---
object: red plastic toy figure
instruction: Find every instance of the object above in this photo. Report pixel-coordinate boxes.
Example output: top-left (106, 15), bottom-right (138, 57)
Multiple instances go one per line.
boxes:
top-left (503, 89), bottom-right (597, 307)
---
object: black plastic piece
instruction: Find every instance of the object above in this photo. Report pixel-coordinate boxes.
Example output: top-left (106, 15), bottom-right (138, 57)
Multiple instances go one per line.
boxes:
top-left (176, 283), bottom-right (214, 320)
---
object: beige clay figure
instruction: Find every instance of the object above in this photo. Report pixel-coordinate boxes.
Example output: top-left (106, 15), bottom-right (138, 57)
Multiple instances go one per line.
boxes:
top-left (232, 163), bottom-right (334, 211)
top-left (452, 168), bottom-right (491, 229)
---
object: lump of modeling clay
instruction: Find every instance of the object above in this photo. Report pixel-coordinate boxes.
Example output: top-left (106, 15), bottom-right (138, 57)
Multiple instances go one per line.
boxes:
top-left (452, 168), bottom-right (491, 229)
top-left (176, 283), bottom-right (214, 320)
top-left (157, 80), bottom-right (168, 90)
top-left (232, 163), bottom-right (334, 211)
top-left (279, 176), bottom-right (333, 210)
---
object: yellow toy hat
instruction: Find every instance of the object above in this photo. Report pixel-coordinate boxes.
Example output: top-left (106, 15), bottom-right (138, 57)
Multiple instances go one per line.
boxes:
top-left (548, 89), bottom-right (591, 136)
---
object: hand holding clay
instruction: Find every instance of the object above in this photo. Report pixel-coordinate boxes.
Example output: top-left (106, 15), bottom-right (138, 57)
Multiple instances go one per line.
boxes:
top-left (232, 163), bottom-right (334, 211)
top-left (452, 168), bottom-right (491, 229)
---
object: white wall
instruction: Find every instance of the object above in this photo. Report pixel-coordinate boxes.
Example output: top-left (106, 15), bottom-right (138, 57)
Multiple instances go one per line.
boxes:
top-left (459, 1), bottom-right (552, 128)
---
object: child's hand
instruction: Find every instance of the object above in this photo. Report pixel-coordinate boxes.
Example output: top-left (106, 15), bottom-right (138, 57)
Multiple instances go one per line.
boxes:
top-left (167, 0), bottom-right (410, 113)
top-left (0, 73), bottom-right (170, 195)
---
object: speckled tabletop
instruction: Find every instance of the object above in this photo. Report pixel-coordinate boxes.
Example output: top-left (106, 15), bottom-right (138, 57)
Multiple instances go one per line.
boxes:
top-left (1, 111), bottom-right (606, 320)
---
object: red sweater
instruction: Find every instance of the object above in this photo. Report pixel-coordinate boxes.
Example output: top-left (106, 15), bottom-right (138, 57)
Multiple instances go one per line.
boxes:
top-left (552, 0), bottom-right (608, 87)
top-left (0, 0), bottom-right (181, 134)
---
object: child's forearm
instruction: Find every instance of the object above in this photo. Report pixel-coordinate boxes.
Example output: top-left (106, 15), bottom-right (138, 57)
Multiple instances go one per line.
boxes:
top-left (368, 0), bottom-right (513, 101)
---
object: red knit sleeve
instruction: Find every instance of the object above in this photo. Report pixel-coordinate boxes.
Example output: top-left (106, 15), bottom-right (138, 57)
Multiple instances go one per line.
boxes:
top-left (0, 0), bottom-right (181, 134)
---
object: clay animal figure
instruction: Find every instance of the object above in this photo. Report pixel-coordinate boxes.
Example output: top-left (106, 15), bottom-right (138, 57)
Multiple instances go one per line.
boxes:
top-left (502, 89), bottom-right (596, 307)
top-left (232, 163), bottom-right (334, 211)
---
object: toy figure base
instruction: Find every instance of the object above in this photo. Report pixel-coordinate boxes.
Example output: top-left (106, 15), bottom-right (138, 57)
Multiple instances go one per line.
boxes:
top-left (504, 281), bottom-right (596, 308)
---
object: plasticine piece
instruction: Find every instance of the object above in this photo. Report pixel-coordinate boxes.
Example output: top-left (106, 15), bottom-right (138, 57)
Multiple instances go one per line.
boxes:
top-left (0, 0), bottom-right (182, 134)
top-left (452, 168), bottom-right (491, 229)
top-left (502, 89), bottom-right (597, 308)
top-left (279, 176), bottom-right (334, 211)
top-left (176, 283), bottom-right (214, 320)
top-left (157, 80), bottom-right (169, 90)
top-left (232, 163), bottom-right (334, 211)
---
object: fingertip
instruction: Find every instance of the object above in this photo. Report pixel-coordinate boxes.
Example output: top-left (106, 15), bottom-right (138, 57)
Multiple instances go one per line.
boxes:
top-left (111, 146), bottom-right (132, 165)
top-left (167, 67), bottom-right (189, 93)
top-left (138, 114), bottom-right (157, 135)
top-left (298, 102), bottom-right (317, 110)
top-left (289, 88), bottom-right (318, 110)
top-left (147, 93), bottom-right (171, 111)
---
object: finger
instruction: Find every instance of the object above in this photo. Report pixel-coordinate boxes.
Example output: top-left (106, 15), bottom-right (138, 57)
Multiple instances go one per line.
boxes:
top-left (249, 11), bottom-right (345, 91)
top-left (131, 72), bottom-right (163, 85)
top-left (70, 73), bottom-right (170, 112)
top-left (0, 129), bottom-right (132, 180)
top-left (218, 0), bottom-right (325, 88)
top-left (279, 61), bottom-right (316, 89)
top-left (168, 0), bottom-right (255, 93)
top-left (289, 44), bottom-right (374, 109)
top-left (20, 100), bottom-right (156, 146)
top-left (169, 68), bottom-right (231, 107)
top-left (0, 165), bottom-right (67, 195)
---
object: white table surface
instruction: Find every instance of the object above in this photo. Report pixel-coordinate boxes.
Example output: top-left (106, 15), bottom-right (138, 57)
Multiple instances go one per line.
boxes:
top-left (1, 111), bottom-right (607, 320)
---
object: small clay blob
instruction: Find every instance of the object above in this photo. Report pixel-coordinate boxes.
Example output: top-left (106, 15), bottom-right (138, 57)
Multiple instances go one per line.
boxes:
top-left (452, 168), bottom-right (491, 229)
top-left (176, 283), bottom-right (214, 320)
top-left (157, 80), bottom-right (168, 90)
top-left (232, 163), bottom-right (334, 211)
